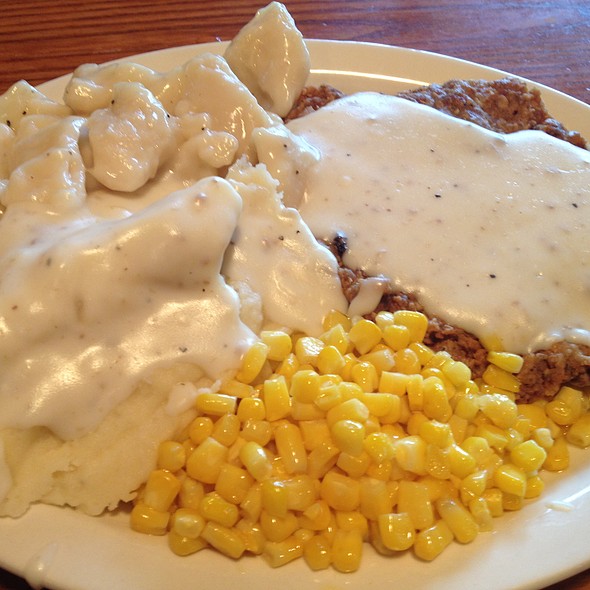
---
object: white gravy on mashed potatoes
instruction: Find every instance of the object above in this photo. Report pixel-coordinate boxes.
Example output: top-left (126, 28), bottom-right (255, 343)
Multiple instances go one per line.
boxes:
top-left (256, 92), bottom-right (590, 354)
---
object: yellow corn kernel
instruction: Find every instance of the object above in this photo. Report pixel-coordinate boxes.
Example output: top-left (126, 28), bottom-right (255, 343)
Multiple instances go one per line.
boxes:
top-left (215, 463), bottom-right (254, 505)
top-left (157, 441), bottom-right (186, 473)
top-left (329, 419), bottom-right (364, 456)
top-left (188, 416), bottom-right (214, 445)
top-left (303, 535), bottom-right (331, 570)
top-left (479, 393), bottom-right (518, 429)
top-left (274, 422), bottom-right (308, 474)
top-left (130, 503), bottom-right (170, 535)
top-left (291, 401), bottom-right (325, 421)
top-left (201, 521), bottom-right (246, 559)
top-left (195, 392), bottom-right (237, 417)
top-left (406, 412), bottom-right (429, 437)
top-left (394, 347), bottom-right (421, 375)
top-left (482, 364), bottom-right (520, 393)
top-left (379, 372), bottom-right (408, 399)
top-left (295, 336), bottom-right (325, 366)
top-left (167, 531), bottom-right (208, 556)
top-left (237, 397), bottom-right (266, 422)
top-left (419, 420), bottom-right (453, 448)
top-left (546, 386), bottom-right (584, 426)
top-left (391, 310), bottom-right (428, 343)
top-left (240, 482), bottom-right (262, 522)
top-left (263, 376), bottom-right (291, 421)
top-left (350, 361), bottom-right (379, 393)
top-left (378, 512), bottom-right (415, 551)
top-left (487, 351), bottom-right (524, 373)
top-left (326, 398), bottom-right (369, 427)
top-left (448, 443), bottom-right (477, 478)
top-left (468, 496), bottom-right (494, 532)
top-left (447, 414), bottom-right (469, 444)
top-left (382, 323), bottom-right (411, 351)
top-left (360, 392), bottom-right (396, 419)
top-left (337, 450), bottom-right (371, 478)
top-left (460, 470), bottom-right (487, 504)
top-left (212, 413), bottom-right (240, 447)
top-left (461, 436), bottom-right (493, 466)
top-left (405, 375), bottom-right (423, 412)
top-left (543, 435), bottom-right (570, 471)
top-left (364, 432), bottom-right (396, 464)
top-left (289, 369), bottom-right (320, 403)
top-left (476, 423), bottom-right (510, 452)
top-left (336, 511), bottom-right (369, 539)
top-left (299, 419), bottom-right (331, 451)
top-left (331, 529), bottom-right (363, 573)
top-left (320, 471), bottom-right (360, 512)
top-left (517, 403), bottom-right (548, 429)
top-left (170, 507), bottom-right (205, 539)
top-left (397, 480), bottom-right (434, 530)
top-left (442, 359), bottom-right (472, 387)
top-left (260, 330), bottom-right (292, 362)
top-left (453, 393), bottom-right (480, 421)
top-left (261, 479), bottom-right (289, 518)
top-left (360, 348), bottom-right (395, 374)
top-left (178, 477), bottom-right (205, 510)
top-left (200, 491), bottom-right (239, 527)
top-left (532, 427), bottom-right (554, 449)
top-left (236, 341), bottom-right (269, 384)
top-left (348, 319), bottom-right (381, 355)
top-left (260, 509), bottom-right (299, 542)
top-left (218, 379), bottom-right (255, 399)
top-left (317, 345), bottom-right (347, 375)
top-left (143, 469), bottom-right (181, 512)
top-left (263, 535), bottom-right (304, 568)
top-left (239, 441), bottom-right (273, 481)
top-left (281, 474), bottom-right (318, 512)
top-left (321, 322), bottom-right (350, 355)
top-left (409, 342), bottom-right (435, 366)
top-left (566, 413), bottom-right (590, 448)
top-left (300, 499), bottom-right (332, 531)
top-left (323, 309), bottom-right (352, 332)
top-left (425, 443), bottom-right (451, 480)
top-left (525, 474), bottom-right (545, 499)
top-left (422, 377), bottom-right (452, 422)
top-left (510, 440), bottom-right (547, 472)
top-left (502, 492), bottom-right (524, 511)
top-left (307, 442), bottom-right (339, 479)
top-left (413, 520), bottom-right (454, 561)
top-left (436, 497), bottom-right (478, 544)
top-left (359, 477), bottom-right (394, 520)
top-left (234, 519), bottom-right (265, 555)
top-left (275, 353), bottom-right (300, 379)
top-left (493, 464), bottom-right (527, 497)
top-left (186, 436), bottom-right (228, 484)
top-left (394, 435), bottom-right (427, 476)
top-left (240, 419), bottom-right (273, 446)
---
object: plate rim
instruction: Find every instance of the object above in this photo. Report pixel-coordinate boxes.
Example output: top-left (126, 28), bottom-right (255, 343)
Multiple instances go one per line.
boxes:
top-left (2, 37), bottom-right (589, 590)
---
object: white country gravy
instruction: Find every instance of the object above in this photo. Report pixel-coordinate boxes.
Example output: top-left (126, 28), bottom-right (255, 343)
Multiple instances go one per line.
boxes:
top-left (258, 92), bottom-right (590, 354)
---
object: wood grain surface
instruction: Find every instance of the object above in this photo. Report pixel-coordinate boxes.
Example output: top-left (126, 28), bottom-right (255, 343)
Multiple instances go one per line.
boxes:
top-left (0, 1), bottom-right (589, 589)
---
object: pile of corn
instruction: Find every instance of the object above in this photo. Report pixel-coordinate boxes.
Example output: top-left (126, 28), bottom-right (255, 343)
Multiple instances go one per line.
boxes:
top-left (130, 310), bottom-right (590, 572)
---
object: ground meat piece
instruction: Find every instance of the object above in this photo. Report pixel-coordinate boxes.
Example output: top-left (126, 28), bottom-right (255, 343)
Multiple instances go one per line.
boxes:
top-left (517, 342), bottom-right (590, 402)
top-left (398, 78), bottom-right (587, 148)
top-left (423, 317), bottom-right (489, 379)
top-left (284, 85), bottom-right (344, 121)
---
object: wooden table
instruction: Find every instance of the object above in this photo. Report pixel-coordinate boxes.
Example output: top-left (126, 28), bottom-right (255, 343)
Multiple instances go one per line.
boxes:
top-left (0, 1), bottom-right (589, 588)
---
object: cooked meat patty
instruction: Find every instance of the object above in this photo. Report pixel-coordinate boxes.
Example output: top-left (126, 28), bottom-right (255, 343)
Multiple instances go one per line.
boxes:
top-left (286, 78), bottom-right (587, 149)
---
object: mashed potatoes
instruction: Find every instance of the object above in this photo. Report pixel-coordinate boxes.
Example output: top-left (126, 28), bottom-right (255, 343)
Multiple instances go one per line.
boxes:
top-left (0, 2), bottom-right (346, 517)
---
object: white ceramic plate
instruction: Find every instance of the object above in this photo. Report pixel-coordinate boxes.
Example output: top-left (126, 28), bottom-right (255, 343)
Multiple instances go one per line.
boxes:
top-left (1, 40), bottom-right (589, 590)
